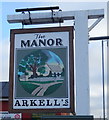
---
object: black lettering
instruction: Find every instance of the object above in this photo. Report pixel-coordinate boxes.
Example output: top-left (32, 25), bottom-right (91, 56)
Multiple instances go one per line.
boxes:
top-left (63, 99), bottom-right (68, 106)
top-left (39, 100), bottom-right (45, 106)
top-left (54, 99), bottom-right (60, 106)
top-left (47, 39), bottom-right (54, 46)
top-left (14, 100), bottom-right (21, 106)
top-left (46, 100), bottom-right (52, 106)
top-left (35, 34), bottom-right (45, 39)
top-left (21, 40), bottom-right (30, 47)
top-left (35, 34), bottom-right (39, 39)
top-left (39, 39), bottom-right (46, 46)
top-left (31, 40), bottom-right (37, 47)
top-left (22, 100), bottom-right (29, 106)
top-left (56, 38), bottom-right (63, 46)
top-left (30, 100), bottom-right (37, 106)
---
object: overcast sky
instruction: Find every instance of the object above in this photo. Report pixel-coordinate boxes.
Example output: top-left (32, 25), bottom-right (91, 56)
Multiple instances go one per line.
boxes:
top-left (0, 1), bottom-right (108, 118)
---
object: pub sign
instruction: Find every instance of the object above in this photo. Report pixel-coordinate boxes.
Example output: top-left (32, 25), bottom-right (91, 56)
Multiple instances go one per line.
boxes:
top-left (9, 26), bottom-right (74, 113)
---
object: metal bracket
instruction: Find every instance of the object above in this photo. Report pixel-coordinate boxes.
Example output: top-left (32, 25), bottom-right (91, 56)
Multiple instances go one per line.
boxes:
top-left (58, 9), bottom-right (63, 26)
top-left (51, 9), bottom-right (55, 23)
top-left (21, 10), bottom-right (32, 25)
top-left (15, 6), bottom-right (62, 26)
top-left (88, 17), bottom-right (103, 32)
top-left (21, 12), bottom-right (25, 28)
top-left (28, 10), bottom-right (32, 24)
top-left (51, 9), bottom-right (63, 25)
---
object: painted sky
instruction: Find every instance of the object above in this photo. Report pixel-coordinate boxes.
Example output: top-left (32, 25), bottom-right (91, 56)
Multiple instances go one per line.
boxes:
top-left (1, 1), bottom-right (108, 118)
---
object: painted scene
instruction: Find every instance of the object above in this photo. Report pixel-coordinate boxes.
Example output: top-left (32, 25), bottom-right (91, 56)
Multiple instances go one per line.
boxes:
top-left (18, 50), bottom-right (65, 97)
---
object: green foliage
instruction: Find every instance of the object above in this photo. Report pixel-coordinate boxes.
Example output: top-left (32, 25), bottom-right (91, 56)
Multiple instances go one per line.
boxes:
top-left (25, 50), bottom-right (48, 67)
top-left (18, 50), bottom-right (49, 77)
top-left (38, 66), bottom-right (46, 74)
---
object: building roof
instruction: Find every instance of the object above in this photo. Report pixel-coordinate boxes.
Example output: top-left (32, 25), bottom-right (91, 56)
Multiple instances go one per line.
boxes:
top-left (0, 82), bottom-right (9, 99)
top-left (47, 64), bottom-right (63, 73)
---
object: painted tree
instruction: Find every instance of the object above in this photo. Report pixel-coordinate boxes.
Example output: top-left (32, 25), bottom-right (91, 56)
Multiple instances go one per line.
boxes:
top-left (18, 50), bottom-right (48, 78)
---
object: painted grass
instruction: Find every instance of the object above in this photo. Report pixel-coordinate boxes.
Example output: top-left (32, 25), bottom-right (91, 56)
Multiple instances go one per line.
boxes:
top-left (20, 81), bottom-right (39, 94)
top-left (20, 81), bottom-right (63, 96)
top-left (44, 83), bottom-right (62, 96)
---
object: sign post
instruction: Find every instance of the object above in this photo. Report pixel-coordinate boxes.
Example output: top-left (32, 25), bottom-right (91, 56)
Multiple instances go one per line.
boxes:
top-left (75, 11), bottom-right (89, 115)
top-left (9, 26), bottom-right (75, 113)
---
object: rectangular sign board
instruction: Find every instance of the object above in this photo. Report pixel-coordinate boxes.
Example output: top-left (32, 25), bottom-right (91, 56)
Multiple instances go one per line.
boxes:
top-left (9, 26), bottom-right (74, 113)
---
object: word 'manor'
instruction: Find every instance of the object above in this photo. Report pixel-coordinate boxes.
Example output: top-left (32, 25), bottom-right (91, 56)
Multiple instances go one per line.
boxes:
top-left (21, 38), bottom-right (63, 47)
